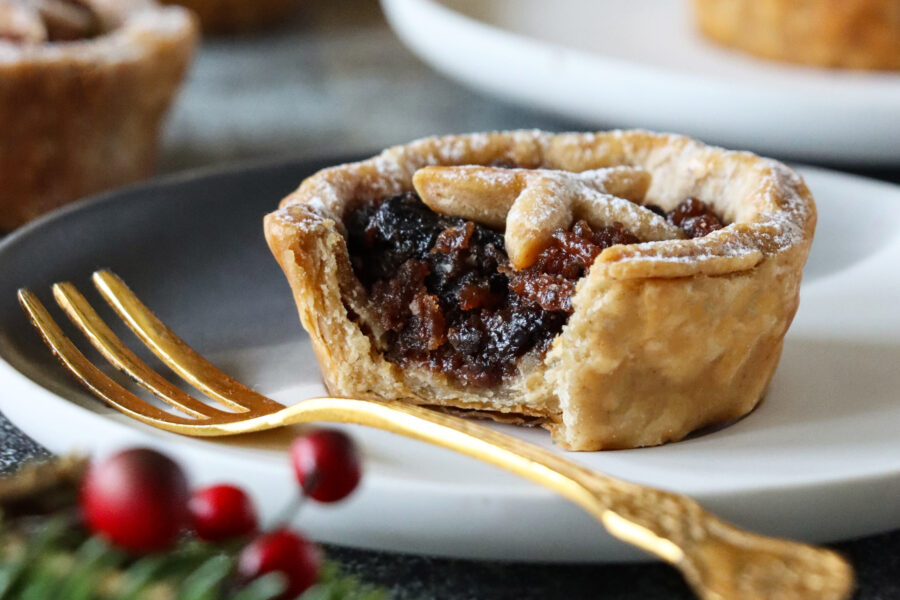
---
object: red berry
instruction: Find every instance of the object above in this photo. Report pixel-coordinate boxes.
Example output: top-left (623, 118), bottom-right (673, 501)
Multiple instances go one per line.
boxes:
top-left (80, 448), bottom-right (190, 553)
top-left (237, 528), bottom-right (322, 598)
top-left (290, 429), bottom-right (361, 503)
top-left (189, 484), bottom-right (258, 542)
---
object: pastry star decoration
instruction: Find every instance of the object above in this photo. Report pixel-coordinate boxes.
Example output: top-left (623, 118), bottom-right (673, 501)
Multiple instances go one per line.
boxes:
top-left (412, 165), bottom-right (684, 269)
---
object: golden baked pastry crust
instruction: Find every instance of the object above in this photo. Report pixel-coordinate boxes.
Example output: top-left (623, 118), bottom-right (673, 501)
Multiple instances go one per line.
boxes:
top-left (264, 130), bottom-right (816, 451)
top-left (0, 0), bottom-right (197, 231)
top-left (693, 0), bottom-right (900, 71)
top-left (161, 0), bottom-right (298, 33)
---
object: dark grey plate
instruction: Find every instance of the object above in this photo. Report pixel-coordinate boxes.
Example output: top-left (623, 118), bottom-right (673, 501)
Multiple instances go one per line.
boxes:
top-left (0, 156), bottom-right (346, 399)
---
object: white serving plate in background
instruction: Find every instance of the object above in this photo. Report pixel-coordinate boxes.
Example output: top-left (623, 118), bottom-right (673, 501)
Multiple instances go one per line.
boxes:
top-left (382, 0), bottom-right (900, 165)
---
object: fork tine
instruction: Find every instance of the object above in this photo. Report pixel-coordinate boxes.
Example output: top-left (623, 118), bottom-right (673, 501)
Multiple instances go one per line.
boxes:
top-left (17, 289), bottom-right (202, 427)
top-left (92, 270), bottom-right (284, 415)
top-left (52, 282), bottom-right (232, 420)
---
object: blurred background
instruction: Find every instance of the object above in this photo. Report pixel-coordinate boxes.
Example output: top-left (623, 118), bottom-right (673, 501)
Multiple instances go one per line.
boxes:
top-left (163, 0), bottom-right (900, 173)
top-left (159, 0), bottom-right (572, 172)
top-left (2, 0), bottom-right (898, 230)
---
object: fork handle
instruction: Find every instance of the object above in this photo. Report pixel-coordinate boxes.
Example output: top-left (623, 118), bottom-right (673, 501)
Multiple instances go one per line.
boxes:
top-left (216, 397), bottom-right (852, 600)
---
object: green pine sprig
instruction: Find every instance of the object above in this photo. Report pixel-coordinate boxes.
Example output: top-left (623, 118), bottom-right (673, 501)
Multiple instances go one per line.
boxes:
top-left (0, 512), bottom-right (387, 600)
top-left (0, 458), bottom-right (389, 600)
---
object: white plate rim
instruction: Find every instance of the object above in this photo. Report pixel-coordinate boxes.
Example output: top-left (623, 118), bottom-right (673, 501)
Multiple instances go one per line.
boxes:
top-left (381, 0), bottom-right (900, 164)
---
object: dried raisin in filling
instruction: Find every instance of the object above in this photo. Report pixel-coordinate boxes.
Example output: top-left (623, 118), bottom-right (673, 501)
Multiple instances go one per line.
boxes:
top-left (344, 193), bottom-right (723, 387)
top-left (509, 221), bottom-right (639, 312)
top-left (652, 197), bottom-right (724, 239)
top-left (345, 193), bottom-right (545, 387)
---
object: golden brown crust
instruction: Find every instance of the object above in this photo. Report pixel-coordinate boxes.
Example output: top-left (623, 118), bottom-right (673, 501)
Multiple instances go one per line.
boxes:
top-left (0, 1), bottom-right (197, 231)
top-left (693, 0), bottom-right (900, 71)
top-left (161, 0), bottom-right (298, 33)
top-left (264, 130), bottom-right (816, 451)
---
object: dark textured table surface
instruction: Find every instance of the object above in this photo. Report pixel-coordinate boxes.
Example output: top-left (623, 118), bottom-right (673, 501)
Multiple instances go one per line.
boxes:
top-left (2, 1), bottom-right (899, 597)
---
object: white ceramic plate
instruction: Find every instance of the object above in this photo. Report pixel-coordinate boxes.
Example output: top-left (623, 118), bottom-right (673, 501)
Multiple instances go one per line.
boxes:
top-left (1, 159), bottom-right (899, 563)
top-left (381, 0), bottom-right (900, 165)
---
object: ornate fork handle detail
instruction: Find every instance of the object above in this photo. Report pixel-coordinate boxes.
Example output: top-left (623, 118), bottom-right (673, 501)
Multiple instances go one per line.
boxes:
top-left (17, 271), bottom-right (854, 600)
top-left (185, 398), bottom-right (852, 600)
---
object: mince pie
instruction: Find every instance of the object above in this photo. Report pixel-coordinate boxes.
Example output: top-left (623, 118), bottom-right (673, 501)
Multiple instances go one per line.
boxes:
top-left (265, 131), bottom-right (816, 451)
top-left (693, 0), bottom-right (900, 71)
top-left (0, 0), bottom-right (197, 231)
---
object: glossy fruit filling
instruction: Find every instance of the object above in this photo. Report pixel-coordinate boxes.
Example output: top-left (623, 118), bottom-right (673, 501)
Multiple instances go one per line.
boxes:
top-left (345, 191), bottom-right (722, 387)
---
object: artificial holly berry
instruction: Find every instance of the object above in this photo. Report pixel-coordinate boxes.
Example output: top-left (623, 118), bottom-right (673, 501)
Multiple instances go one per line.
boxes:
top-left (237, 528), bottom-right (322, 598)
top-left (290, 429), bottom-right (361, 503)
top-left (189, 484), bottom-right (258, 542)
top-left (80, 447), bottom-right (190, 552)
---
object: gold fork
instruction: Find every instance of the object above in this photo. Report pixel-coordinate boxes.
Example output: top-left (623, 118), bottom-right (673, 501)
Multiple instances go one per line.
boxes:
top-left (17, 270), bottom-right (852, 600)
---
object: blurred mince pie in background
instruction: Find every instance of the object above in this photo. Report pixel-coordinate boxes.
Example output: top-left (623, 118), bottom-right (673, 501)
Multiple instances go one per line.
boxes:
top-left (0, 0), bottom-right (197, 231)
top-left (693, 0), bottom-right (900, 70)
top-left (160, 0), bottom-right (300, 34)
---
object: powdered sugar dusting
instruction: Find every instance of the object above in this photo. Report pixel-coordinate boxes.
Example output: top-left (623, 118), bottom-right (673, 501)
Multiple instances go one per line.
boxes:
top-left (499, 166), bottom-right (685, 268)
top-left (275, 130), bottom-right (815, 272)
